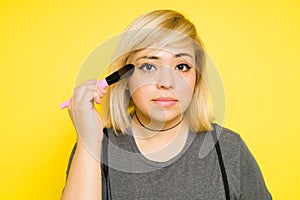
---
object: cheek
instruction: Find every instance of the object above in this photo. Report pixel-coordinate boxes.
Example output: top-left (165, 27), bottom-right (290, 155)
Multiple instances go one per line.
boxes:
top-left (129, 72), bottom-right (152, 94)
top-left (175, 74), bottom-right (196, 106)
top-left (130, 86), bottom-right (153, 114)
top-left (129, 75), bottom-right (152, 104)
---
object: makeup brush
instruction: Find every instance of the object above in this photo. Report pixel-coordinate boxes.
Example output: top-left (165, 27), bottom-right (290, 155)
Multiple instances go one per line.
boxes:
top-left (60, 64), bottom-right (135, 109)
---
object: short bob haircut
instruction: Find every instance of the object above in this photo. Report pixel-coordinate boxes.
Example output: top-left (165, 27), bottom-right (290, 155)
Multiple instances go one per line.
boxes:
top-left (102, 10), bottom-right (212, 134)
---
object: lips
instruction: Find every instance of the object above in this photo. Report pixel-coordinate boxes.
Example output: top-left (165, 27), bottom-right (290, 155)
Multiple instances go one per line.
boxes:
top-left (152, 97), bottom-right (178, 107)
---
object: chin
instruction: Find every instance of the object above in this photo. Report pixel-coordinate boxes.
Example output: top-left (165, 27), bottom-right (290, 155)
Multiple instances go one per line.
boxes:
top-left (149, 108), bottom-right (182, 122)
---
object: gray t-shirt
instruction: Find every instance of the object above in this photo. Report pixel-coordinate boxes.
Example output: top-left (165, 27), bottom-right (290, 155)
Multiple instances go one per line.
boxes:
top-left (100, 124), bottom-right (272, 200)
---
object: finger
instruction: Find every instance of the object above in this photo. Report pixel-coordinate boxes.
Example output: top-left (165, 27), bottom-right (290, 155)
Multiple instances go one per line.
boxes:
top-left (73, 80), bottom-right (98, 103)
top-left (98, 86), bottom-right (107, 95)
top-left (94, 95), bottom-right (101, 104)
top-left (71, 88), bottom-right (97, 111)
top-left (94, 88), bottom-right (101, 104)
top-left (96, 86), bottom-right (106, 98)
top-left (94, 85), bottom-right (108, 103)
top-left (81, 88), bottom-right (99, 106)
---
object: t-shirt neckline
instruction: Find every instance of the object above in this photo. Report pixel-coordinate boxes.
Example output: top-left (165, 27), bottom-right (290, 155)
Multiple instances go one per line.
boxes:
top-left (126, 127), bottom-right (197, 168)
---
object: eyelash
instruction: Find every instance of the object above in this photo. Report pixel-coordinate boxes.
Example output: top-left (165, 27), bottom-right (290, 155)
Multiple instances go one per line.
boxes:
top-left (138, 63), bottom-right (157, 73)
top-left (138, 63), bottom-right (191, 73)
top-left (175, 63), bottom-right (192, 72)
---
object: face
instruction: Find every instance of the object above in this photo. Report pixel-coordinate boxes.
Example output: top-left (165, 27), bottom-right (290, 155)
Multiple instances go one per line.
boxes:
top-left (128, 45), bottom-right (196, 125)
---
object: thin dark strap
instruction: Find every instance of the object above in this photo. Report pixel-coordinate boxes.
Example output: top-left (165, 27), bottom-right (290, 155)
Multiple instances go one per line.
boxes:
top-left (212, 126), bottom-right (231, 200)
top-left (102, 128), bottom-right (109, 178)
top-left (102, 128), bottom-right (112, 200)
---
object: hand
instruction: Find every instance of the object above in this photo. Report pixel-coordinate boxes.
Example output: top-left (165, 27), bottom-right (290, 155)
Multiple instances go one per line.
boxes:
top-left (68, 79), bottom-right (107, 157)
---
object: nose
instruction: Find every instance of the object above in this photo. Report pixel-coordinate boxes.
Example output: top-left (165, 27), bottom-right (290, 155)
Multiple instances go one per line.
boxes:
top-left (156, 66), bottom-right (175, 89)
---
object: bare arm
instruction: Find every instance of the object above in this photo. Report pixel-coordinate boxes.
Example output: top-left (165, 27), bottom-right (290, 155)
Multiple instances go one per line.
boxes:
top-left (61, 79), bottom-right (107, 200)
top-left (61, 140), bottom-right (102, 200)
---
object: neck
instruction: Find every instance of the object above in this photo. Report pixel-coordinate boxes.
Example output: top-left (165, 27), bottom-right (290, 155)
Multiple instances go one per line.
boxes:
top-left (134, 111), bottom-right (183, 132)
top-left (131, 114), bottom-right (189, 158)
top-left (131, 111), bottom-right (186, 140)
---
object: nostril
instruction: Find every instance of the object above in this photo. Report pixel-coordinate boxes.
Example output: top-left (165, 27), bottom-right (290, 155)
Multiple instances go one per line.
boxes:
top-left (157, 76), bottom-right (175, 89)
top-left (155, 66), bottom-right (176, 89)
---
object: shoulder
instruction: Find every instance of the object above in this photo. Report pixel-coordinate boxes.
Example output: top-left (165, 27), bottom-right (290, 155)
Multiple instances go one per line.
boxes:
top-left (213, 123), bottom-right (243, 147)
top-left (211, 123), bottom-right (263, 175)
top-left (209, 123), bottom-right (247, 162)
top-left (213, 124), bottom-right (255, 158)
top-left (213, 124), bottom-right (244, 151)
top-left (211, 124), bottom-right (272, 199)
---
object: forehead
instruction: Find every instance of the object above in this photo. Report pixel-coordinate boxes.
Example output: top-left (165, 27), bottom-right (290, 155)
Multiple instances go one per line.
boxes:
top-left (131, 45), bottom-right (195, 63)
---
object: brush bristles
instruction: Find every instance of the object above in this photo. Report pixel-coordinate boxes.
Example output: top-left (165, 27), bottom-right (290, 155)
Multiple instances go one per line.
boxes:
top-left (105, 64), bottom-right (135, 85)
top-left (118, 64), bottom-right (135, 78)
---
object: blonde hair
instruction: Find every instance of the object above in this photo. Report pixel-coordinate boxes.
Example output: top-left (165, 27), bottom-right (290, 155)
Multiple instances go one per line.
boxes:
top-left (102, 10), bottom-right (212, 134)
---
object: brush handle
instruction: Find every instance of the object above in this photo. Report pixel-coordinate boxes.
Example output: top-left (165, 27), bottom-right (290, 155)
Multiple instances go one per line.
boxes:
top-left (59, 79), bottom-right (108, 109)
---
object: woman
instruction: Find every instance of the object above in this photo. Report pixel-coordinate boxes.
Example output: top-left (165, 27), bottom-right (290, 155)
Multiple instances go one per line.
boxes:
top-left (61, 10), bottom-right (271, 199)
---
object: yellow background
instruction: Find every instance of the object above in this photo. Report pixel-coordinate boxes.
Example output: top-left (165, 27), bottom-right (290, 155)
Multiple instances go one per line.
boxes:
top-left (1, 0), bottom-right (299, 199)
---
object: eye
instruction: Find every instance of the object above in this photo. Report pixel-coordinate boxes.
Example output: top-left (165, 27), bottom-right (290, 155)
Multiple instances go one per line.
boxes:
top-left (138, 63), bottom-right (157, 73)
top-left (175, 63), bottom-right (191, 72)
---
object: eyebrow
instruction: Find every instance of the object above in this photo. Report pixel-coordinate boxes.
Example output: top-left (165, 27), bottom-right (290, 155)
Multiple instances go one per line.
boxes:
top-left (136, 53), bottom-right (193, 61)
top-left (174, 53), bottom-right (193, 58)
